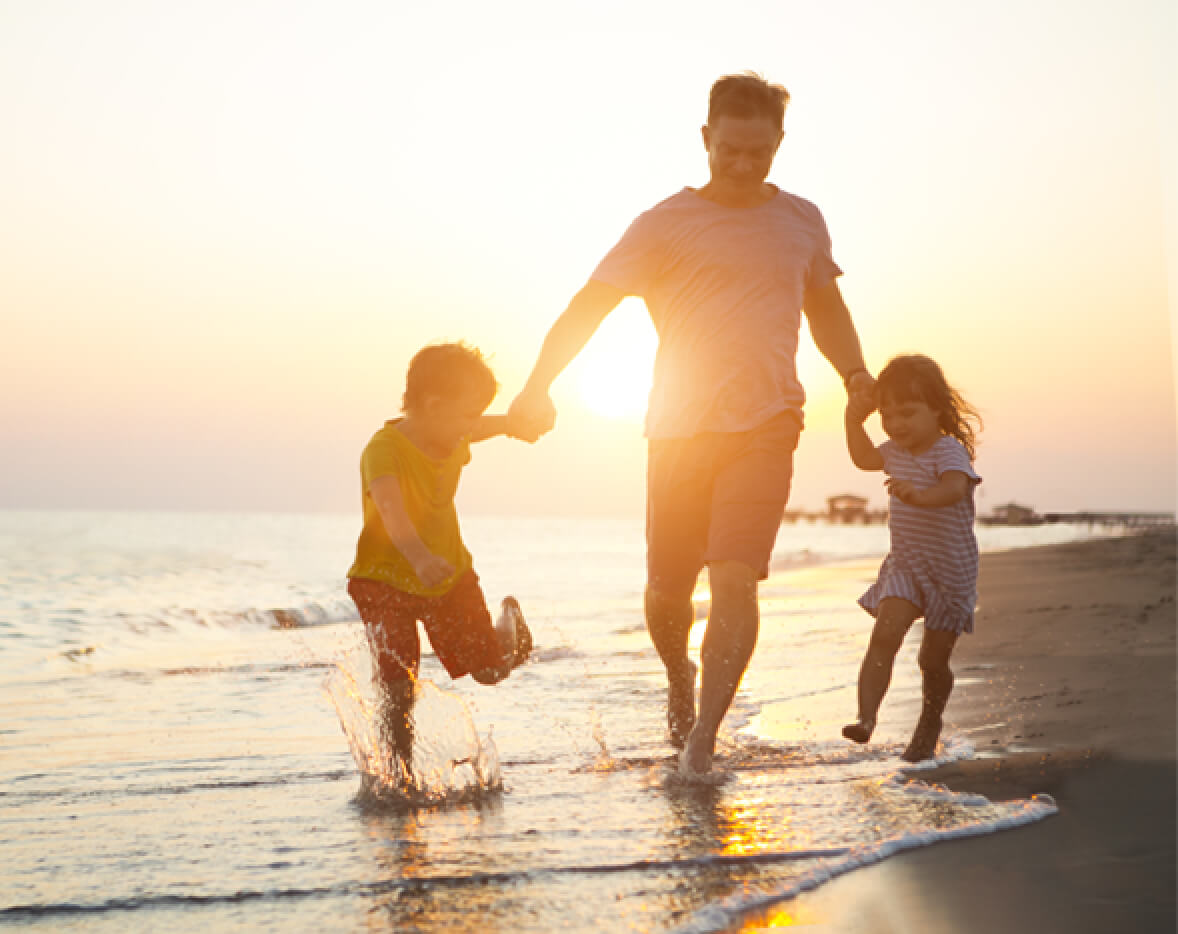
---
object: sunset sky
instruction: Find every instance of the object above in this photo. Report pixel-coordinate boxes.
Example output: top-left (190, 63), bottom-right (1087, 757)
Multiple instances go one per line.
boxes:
top-left (2, 0), bottom-right (1174, 518)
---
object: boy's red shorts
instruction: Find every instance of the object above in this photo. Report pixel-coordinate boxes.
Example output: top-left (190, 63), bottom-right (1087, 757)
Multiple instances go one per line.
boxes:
top-left (347, 571), bottom-right (505, 684)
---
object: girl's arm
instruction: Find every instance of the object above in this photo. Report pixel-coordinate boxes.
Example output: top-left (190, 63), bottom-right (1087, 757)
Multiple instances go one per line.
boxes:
top-left (368, 475), bottom-right (454, 588)
top-left (887, 470), bottom-right (972, 508)
top-left (845, 399), bottom-right (884, 471)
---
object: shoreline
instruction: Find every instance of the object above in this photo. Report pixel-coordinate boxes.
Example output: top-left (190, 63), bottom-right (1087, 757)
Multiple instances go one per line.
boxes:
top-left (750, 528), bottom-right (1177, 932)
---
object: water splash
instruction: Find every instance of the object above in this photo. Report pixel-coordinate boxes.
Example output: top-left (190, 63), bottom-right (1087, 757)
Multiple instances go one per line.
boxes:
top-left (589, 708), bottom-right (615, 772)
top-left (324, 650), bottom-right (502, 811)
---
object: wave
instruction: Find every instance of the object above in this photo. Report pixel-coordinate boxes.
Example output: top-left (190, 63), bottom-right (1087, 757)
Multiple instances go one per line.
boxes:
top-left (47, 600), bottom-right (360, 658)
top-left (669, 789), bottom-right (1057, 933)
top-left (1, 787), bottom-right (1053, 925)
top-left (0, 844), bottom-right (849, 921)
top-left (0, 768), bottom-right (354, 805)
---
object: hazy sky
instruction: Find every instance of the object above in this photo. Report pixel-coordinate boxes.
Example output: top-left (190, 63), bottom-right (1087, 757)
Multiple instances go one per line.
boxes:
top-left (2, 0), bottom-right (1175, 518)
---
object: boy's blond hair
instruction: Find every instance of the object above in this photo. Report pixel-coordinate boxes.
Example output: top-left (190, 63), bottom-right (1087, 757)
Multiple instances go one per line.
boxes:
top-left (402, 342), bottom-right (498, 412)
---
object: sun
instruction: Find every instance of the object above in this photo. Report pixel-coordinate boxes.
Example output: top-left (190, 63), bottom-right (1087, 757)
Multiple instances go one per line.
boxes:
top-left (573, 299), bottom-right (658, 419)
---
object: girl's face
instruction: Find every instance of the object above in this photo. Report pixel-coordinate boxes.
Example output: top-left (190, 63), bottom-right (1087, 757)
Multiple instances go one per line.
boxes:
top-left (879, 391), bottom-right (942, 454)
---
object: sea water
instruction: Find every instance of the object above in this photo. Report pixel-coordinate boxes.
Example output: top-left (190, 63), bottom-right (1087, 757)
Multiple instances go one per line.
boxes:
top-left (0, 510), bottom-right (1111, 930)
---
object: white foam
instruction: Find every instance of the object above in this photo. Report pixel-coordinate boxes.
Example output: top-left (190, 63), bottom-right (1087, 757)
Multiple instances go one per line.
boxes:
top-left (668, 773), bottom-right (1058, 933)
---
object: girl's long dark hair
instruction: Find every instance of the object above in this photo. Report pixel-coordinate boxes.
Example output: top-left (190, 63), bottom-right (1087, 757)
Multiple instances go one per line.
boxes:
top-left (876, 354), bottom-right (982, 460)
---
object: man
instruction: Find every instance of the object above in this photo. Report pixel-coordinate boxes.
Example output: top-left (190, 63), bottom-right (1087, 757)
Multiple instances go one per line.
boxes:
top-left (509, 72), bottom-right (875, 776)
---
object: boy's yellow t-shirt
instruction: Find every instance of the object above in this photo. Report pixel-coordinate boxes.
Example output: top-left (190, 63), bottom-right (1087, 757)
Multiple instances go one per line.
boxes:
top-left (346, 420), bottom-right (474, 597)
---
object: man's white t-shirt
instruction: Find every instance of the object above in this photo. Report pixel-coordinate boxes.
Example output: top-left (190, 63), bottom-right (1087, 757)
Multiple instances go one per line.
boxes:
top-left (591, 186), bottom-right (842, 439)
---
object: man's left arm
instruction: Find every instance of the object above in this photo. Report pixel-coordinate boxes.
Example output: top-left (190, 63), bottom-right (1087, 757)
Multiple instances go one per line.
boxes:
top-left (803, 278), bottom-right (873, 395)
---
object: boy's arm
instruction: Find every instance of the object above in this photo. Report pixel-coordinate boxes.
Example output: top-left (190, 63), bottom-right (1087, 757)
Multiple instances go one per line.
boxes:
top-left (887, 470), bottom-right (972, 508)
top-left (368, 475), bottom-right (454, 588)
top-left (845, 397), bottom-right (884, 471)
top-left (470, 415), bottom-right (510, 443)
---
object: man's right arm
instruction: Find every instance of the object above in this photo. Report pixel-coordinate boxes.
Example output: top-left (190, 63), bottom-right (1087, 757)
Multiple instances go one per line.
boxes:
top-left (508, 279), bottom-right (626, 439)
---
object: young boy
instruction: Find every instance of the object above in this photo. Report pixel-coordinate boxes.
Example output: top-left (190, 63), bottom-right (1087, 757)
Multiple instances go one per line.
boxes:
top-left (346, 342), bottom-right (534, 778)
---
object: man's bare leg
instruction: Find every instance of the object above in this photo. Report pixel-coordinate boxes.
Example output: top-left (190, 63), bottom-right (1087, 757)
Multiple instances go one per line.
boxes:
top-left (645, 585), bottom-right (698, 748)
top-left (680, 560), bottom-right (759, 775)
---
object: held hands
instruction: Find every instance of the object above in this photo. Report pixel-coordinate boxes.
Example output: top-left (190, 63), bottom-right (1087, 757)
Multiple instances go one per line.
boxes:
top-left (846, 370), bottom-right (876, 398)
top-left (845, 390), bottom-right (876, 424)
top-left (506, 388), bottom-right (557, 443)
top-left (413, 553), bottom-right (455, 590)
top-left (845, 370), bottom-right (877, 423)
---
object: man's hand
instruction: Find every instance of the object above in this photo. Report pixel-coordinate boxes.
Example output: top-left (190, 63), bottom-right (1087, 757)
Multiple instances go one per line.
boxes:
top-left (413, 553), bottom-right (455, 590)
top-left (507, 388), bottom-right (557, 443)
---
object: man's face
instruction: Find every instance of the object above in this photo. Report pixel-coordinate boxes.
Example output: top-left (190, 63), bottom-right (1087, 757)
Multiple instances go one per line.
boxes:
top-left (702, 115), bottom-right (783, 195)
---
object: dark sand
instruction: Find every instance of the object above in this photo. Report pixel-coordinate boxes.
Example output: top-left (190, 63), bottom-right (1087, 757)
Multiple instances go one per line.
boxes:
top-left (745, 529), bottom-right (1177, 933)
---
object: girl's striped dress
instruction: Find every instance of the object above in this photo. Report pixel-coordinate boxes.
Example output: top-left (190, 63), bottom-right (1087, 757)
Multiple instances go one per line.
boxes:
top-left (859, 435), bottom-right (981, 634)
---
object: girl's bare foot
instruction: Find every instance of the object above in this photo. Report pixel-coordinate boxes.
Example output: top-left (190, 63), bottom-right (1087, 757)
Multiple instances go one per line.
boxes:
top-left (667, 660), bottom-right (698, 749)
top-left (841, 718), bottom-right (875, 744)
top-left (901, 713), bottom-right (942, 762)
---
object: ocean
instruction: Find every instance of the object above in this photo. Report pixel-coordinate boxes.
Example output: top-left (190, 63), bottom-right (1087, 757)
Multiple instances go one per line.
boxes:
top-left (0, 510), bottom-right (1114, 931)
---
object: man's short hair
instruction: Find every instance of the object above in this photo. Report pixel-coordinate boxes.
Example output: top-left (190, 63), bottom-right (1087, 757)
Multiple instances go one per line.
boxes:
top-left (402, 342), bottom-right (498, 412)
top-left (707, 72), bottom-right (790, 131)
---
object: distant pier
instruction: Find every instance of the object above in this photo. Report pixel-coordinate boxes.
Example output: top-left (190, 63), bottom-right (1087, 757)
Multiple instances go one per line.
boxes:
top-left (784, 496), bottom-right (1175, 529)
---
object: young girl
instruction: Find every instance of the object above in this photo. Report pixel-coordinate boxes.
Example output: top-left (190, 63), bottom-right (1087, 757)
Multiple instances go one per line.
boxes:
top-left (842, 354), bottom-right (982, 762)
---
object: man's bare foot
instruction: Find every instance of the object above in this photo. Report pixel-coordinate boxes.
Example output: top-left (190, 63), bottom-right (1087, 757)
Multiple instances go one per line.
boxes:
top-left (667, 660), bottom-right (698, 749)
top-left (677, 732), bottom-right (714, 780)
top-left (901, 713), bottom-right (942, 762)
top-left (841, 718), bottom-right (876, 744)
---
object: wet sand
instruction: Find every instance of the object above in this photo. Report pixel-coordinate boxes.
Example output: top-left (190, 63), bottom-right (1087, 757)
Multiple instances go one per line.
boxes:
top-left (756, 529), bottom-right (1177, 933)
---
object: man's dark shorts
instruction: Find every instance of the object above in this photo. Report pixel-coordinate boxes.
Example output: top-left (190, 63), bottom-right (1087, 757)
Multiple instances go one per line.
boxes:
top-left (646, 411), bottom-right (801, 596)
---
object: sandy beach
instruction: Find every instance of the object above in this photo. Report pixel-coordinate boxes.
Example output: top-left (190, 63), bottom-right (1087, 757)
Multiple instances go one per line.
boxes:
top-left (748, 529), bottom-right (1177, 932)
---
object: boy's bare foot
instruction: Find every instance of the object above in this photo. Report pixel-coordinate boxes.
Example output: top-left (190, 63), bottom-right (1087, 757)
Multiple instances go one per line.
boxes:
top-left (667, 660), bottom-right (698, 749)
top-left (473, 597), bottom-right (532, 684)
top-left (901, 712), bottom-right (942, 762)
top-left (841, 718), bottom-right (876, 744)
top-left (502, 596), bottom-right (533, 667)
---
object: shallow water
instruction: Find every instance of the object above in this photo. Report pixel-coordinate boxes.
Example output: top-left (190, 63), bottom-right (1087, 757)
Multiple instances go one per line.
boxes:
top-left (0, 512), bottom-right (1104, 930)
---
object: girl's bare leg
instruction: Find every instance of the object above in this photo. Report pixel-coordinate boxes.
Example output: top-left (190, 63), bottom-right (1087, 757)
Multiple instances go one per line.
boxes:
top-left (843, 597), bottom-right (922, 743)
top-left (902, 627), bottom-right (959, 762)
